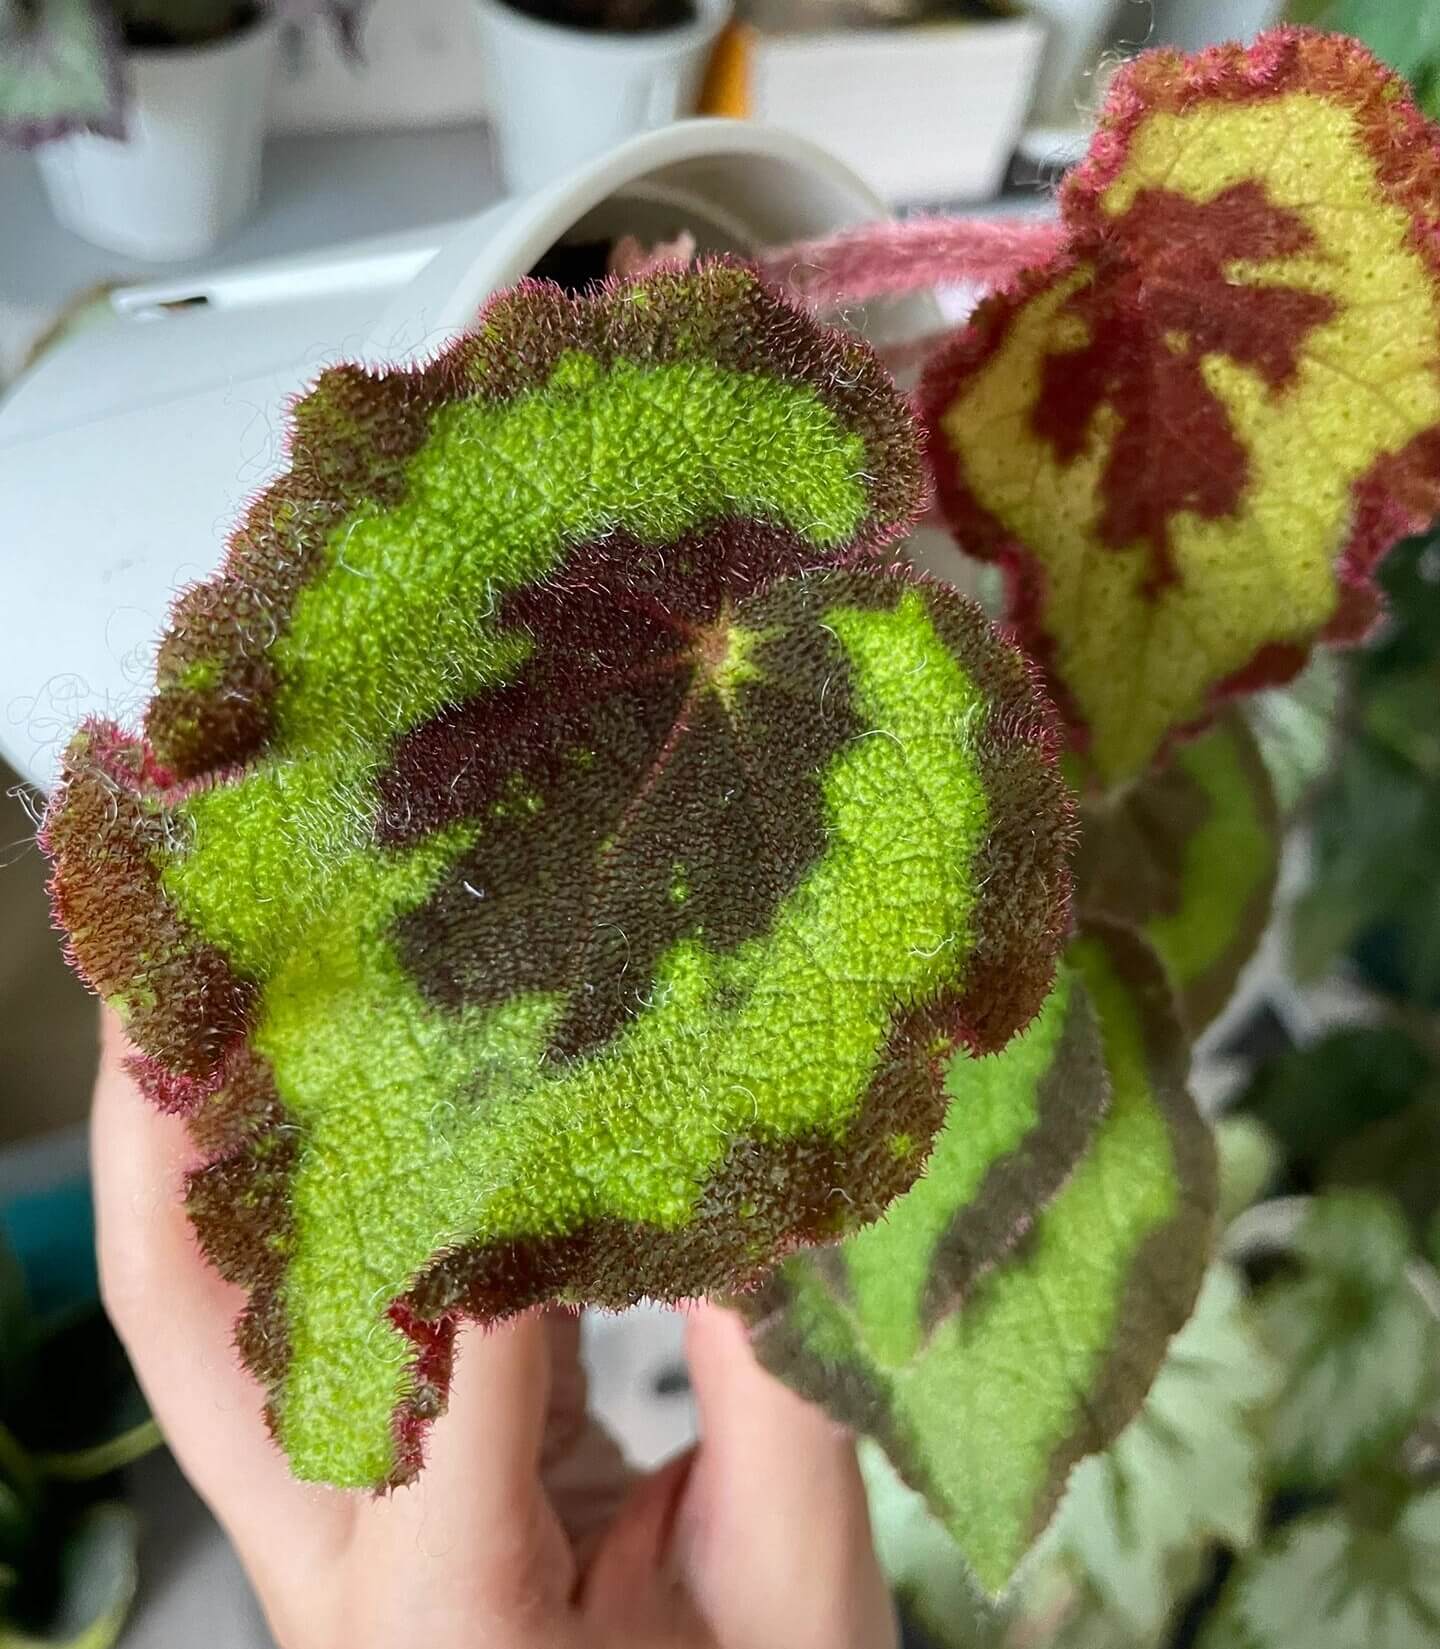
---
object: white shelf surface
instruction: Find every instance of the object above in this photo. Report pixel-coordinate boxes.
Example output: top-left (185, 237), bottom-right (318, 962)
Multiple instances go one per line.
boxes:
top-left (1, 125), bottom-right (503, 375)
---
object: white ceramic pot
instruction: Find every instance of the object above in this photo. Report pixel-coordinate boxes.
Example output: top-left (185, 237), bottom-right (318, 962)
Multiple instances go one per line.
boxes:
top-left (1147, 0), bottom-right (1286, 54)
top-left (1022, 0), bottom-right (1123, 126)
top-left (34, 16), bottom-right (278, 262)
top-left (472, 0), bottom-right (732, 196)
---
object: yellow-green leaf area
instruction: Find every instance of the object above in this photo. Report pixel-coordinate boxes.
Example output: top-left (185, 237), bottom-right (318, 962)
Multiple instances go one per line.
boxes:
top-left (260, 588), bottom-right (998, 1486)
top-left (273, 356), bottom-right (874, 754)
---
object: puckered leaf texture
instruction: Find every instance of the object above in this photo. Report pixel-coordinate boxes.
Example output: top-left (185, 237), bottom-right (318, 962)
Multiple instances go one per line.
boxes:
top-left (1076, 711), bottom-right (1279, 1033)
top-left (745, 922), bottom-right (1215, 1595)
top-left (43, 264), bottom-right (1074, 1489)
top-left (923, 27), bottom-right (1440, 786)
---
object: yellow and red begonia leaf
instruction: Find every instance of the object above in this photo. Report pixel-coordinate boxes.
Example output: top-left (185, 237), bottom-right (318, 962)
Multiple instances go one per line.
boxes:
top-left (923, 28), bottom-right (1440, 785)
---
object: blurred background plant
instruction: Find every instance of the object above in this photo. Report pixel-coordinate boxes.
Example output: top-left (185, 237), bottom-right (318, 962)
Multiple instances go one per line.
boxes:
top-left (1287, 0), bottom-right (1440, 122)
top-left (0, 1209), bottom-right (160, 1647)
top-left (0, 0), bottom-right (369, 150)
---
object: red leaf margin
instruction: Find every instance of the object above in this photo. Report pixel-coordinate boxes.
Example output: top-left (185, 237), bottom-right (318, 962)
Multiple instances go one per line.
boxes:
top-left (920, 26), bottom-right (1440, 768)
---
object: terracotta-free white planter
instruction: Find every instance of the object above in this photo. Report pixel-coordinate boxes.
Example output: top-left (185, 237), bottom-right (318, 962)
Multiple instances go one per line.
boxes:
top-left (35, 16), bottom-right (279, 262)
top-left (472, 0), bottom-right (732, 196)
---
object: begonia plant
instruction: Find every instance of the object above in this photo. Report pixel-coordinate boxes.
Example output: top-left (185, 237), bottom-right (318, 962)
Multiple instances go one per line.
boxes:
top-left (39, 21), bottom-right (1440, 1604)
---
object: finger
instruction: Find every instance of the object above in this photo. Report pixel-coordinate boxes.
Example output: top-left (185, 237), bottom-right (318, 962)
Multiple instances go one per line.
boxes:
top-left (578, 1450), bottom-right (711, 1645)
top-left (90, 1011), bottom-right (347, 1577)
top-left (538, 1311), bottom-right (632, 1563)
top-left (674, 1302), bottom-right (898, 1649)
top-left (355, 1309), bottom-right (575, 1622)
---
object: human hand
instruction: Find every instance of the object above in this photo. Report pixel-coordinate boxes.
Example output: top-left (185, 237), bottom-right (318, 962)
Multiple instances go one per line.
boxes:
top-left (92, 1010), bottom-right (899, 1649)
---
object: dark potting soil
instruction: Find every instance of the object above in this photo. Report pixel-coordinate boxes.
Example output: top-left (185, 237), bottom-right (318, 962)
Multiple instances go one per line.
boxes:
top-left (124, 3), bottom-right (261, 49)
top-left (527, 240), bottom-right (619, 294)
top-left (498, 0), bottom-right (696, 35)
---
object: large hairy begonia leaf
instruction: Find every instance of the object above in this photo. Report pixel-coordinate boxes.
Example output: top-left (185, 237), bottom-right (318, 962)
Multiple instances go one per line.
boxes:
top-left (43, 264), bottom-right (1074, 1490)
top-left (746, 923), bottom-right (1215, 1595)
top-left (1076, 711), bottom-right (1279, 1033)
top-left (923, 27), bottom-right (1440, 786)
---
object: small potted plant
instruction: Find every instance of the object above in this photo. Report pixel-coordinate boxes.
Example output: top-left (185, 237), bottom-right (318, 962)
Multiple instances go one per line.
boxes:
top-left (0, 1), bottom-right (367, 260)
top-left (471, 0), bottom-right (731, 194)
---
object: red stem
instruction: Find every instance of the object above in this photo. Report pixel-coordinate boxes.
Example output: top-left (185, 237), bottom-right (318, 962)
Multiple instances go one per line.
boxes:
top-left (759, 216), bottom-right (1066, 308)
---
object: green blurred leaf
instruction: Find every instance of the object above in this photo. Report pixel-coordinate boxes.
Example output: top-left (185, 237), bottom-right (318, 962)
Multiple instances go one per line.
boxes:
top-left (1245, 656), bottom-right (1342, 816)
top-left (1292, 743), bottom-right (1436, 985)
top-left (1077, 713), bottom-right (1280, 1034)
top-left (1236, 1027), bottom-right (1433, 1185)
top-left (0, 1504), bottom-right (138, 1649)
top-left (1047, 1263), bottom-right (1281, 1636)
top-left (1287, 2), bottom-right (1440, 113)
top-left (1325, 1092), bottom-right (1440, 1242)
top-left (1216, 1117), bottom-right (1281, 1228)
top-left (1295, 531), bottom-right (1440, 1004)
top-left (0, 1432), bottom-right (37, 1522)
top-left (1363, 673), bottom-right (1440, 777)
top-left (7, 1314), bottom-right (157, 1482)
top-left (0, 1479), bottom-right (33, 1573)
top-left (0, 0), bottom-right (125, 148)
top-left (748, 926), bottom-right (1215, 1595)
top-left (1255, 1193), bottom-right (1440, 1489)
top-left (860, 1444), bottom-right (1007, 1649)
top-left (1200, 1484), bottom-right (1440, 1649)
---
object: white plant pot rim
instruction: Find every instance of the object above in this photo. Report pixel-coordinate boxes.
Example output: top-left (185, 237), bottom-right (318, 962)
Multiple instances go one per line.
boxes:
top-left (2, 119), bottom-right (937, 792)
top-left (471, 0), bottom-right (728, 54)
top-left (363, 118), bottom-right (935, 363)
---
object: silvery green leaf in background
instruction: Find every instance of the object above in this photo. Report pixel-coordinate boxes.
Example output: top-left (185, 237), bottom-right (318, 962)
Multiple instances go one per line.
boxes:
top-left (1200, 1486), bottom-right (1440, 1649)
top-left (1243, 654), bottom-right (1341, 817)
top-left (0, 0), bottom-right (124, 148)
top-left (1255, 1192), bottom-right (1440, 1490)
top-left (1215, 1117), bottom-right (1281, 1229)
top-left (1047, 1264), bottom-right (1282, 1637)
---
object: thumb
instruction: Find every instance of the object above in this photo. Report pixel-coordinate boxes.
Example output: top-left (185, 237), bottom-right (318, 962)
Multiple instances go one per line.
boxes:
top-left (673, 1302), bottom-right (898, 1649)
